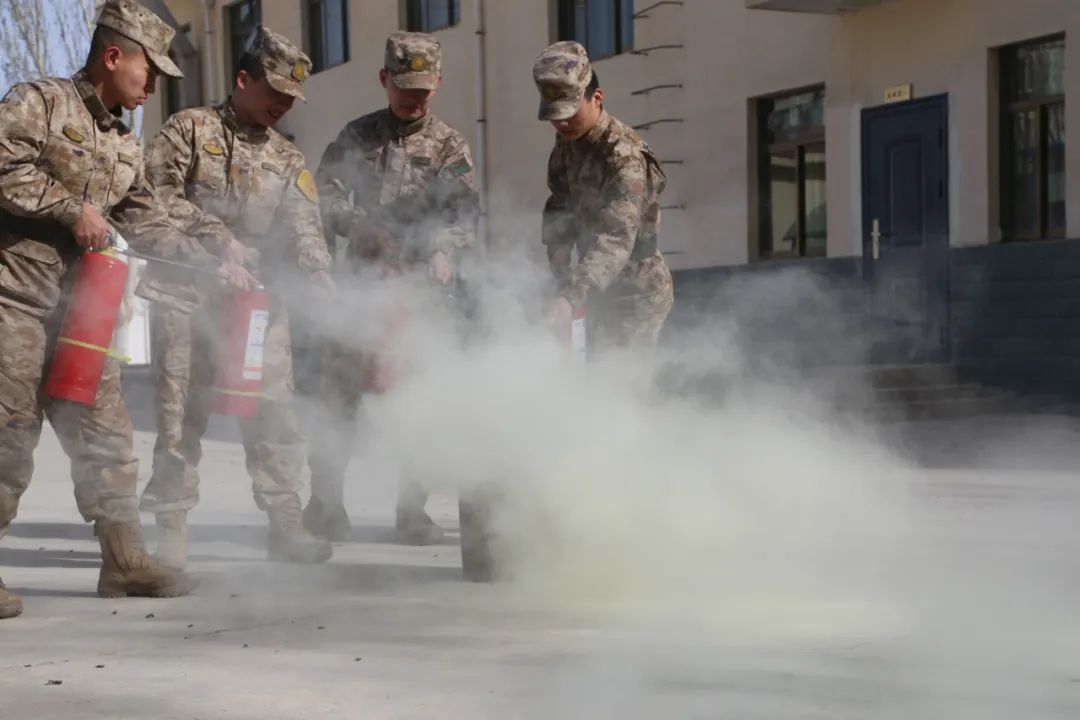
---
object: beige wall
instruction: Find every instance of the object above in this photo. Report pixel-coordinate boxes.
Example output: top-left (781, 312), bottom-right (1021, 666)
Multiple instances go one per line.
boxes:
top-left (838, 0), bottom-right (1080, 250)
top-left (149, 0), bottom-right (1080, 271)
top-left (686, 2), bottom-right (842, 266)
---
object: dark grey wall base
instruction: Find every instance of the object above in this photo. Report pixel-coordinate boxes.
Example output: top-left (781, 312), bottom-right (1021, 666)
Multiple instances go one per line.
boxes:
top-left (671, 239), bottom-right (1080, 402)
top-left (950, 239), bottom-right (1080, 399)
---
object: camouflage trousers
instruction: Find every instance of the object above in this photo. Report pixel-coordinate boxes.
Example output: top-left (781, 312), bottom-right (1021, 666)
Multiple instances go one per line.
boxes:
top-left (138, 298), bottom-right (306, 515)
top-left (0, 303), bottom-right (139, 539)
top-left (587, 253), bottom-right (674, 353)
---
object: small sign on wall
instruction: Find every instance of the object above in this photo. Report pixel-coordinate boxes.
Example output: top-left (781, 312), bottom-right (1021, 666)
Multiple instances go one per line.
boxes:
top-left (885, 84), bottom-right (913, 103)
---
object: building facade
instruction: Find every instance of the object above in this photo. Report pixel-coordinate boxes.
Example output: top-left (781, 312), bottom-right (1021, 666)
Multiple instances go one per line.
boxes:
top-left (141, 0), bottom-right (1080, 394)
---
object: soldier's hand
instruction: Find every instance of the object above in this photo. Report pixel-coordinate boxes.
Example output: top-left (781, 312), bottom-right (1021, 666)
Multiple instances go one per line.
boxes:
top-left (310, 269), bottom-right (337, 301)
top-left (217, 261), bottom-right (259, 290)
top-left (73, 203), bottom-right (113, 251)
top-left (224, 239), bottom-right (250, 266)
top-left (429, 250), bottom-right (453, 285)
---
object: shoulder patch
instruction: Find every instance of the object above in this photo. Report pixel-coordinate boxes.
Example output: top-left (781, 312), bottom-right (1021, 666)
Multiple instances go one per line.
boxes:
top-left (449, 159), bottom-right (472, 177)
top-left (202, 143), bottom-right (224, 156)
top-left (62, 126), bottom-right (84, 144)
top-left (117, 152), bottom-right (136, 166)
top-left (295, 169), bottom-right (318, 203)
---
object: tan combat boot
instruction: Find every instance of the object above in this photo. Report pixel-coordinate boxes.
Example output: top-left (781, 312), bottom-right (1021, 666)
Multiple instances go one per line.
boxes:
top-left (302, 497), bottom-right (351, 542)
top-left (267, 497), bottom-right (333, 564)
top-left (395, 508), bottom-right (445, 546)
top-left (96, 521), bottom-right (199, 598)
top-left (154, 511), bottom-right (188, 570)
top-left (0, 575), bottom-right (23, 619)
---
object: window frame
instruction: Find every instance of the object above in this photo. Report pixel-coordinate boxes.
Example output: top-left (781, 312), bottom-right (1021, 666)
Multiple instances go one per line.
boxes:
top-left (306, 0), bottom-right (350, 73)
top-left (227, 0), bottom-right (262, 82)
top-left (557, 0), bottom-right (635, 61)
top-left (406, 0), bottom-right (461, 33)
top-left (756, 86), bottom-right (827, 261)
top-left (1000, 33), bottom-right (1066, 242)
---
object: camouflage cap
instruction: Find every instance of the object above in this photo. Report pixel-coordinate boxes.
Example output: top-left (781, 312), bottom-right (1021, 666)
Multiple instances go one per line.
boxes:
top-left (249, 26), bottom-right (312, 101)
top-left (384, 32), bottom-right (441, 90)
top-left (96, 0), bottom-right (183, 79)
top-left (533, 41), bottom-right (592, 121)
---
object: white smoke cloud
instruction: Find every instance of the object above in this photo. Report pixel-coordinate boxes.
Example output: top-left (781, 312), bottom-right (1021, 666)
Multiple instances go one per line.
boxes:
top-left (307, 243), bottom-right (1080, 717)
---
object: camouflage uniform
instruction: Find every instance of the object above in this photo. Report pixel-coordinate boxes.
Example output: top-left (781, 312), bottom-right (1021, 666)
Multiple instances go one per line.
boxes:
top-left (536, 42), bottom-right (673, 351)
top-left (0, 0), bottom-right (199, 615)
top-left (137, 29), bottom-right (331, 538)
top-left (306, 32), bottom-right (479, 540)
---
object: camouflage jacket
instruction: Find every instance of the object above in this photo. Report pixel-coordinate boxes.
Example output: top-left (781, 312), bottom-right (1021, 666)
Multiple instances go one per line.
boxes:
top-left (542, 110), bottom-right (668, 310)
top-left (0, 70), bottom-right (216, 319)
top-left (316, 108), bottom-right (479, 265)
top-left (139, 100), bottom-right (331, 310)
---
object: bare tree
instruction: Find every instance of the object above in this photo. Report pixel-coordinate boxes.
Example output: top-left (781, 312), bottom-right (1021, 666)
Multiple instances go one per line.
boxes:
top-left (0, 0), bottom-right (97, 86)
top-left (0, 1), bottom-right (146, 135)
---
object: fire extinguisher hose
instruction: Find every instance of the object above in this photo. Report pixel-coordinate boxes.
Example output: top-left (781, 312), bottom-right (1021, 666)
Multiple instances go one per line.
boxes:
top-left (106, 232), bottom-right (263, 289)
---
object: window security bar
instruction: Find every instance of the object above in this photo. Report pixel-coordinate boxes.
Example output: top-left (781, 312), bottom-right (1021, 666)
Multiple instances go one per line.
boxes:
top-left (631, 83), bottom-right (684, 96)
top-left (632, 118), bottom-right (685, 130)
top-left (630, 44), bottom-right (684, 56)
top-left (634, 1), bottom-right (684, 19)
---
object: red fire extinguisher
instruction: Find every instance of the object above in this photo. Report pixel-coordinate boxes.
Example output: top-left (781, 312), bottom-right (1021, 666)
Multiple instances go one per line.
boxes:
top-left (359, 261), bottom-right (411, 395)
top-left (214, 288), bottom-right (271, 418)
top-left (360, 300), bottom-right (412, 394)
top-left (43, 249), bottom-right (130, 405)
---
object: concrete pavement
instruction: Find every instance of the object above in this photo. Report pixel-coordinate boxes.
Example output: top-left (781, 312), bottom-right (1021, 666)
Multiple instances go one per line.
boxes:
top-left (2, 415), bottom-right (1080, 719)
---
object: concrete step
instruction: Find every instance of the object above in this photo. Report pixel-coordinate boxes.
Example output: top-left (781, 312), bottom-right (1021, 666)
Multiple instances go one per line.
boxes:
top-left (804, 363), bottom-right (967, 390)
top-left (872, 383), bottom-right (992, 405)
top-left (662, 363), bottom-right (1022, 421)
top-left (806, 363), bottom-right (1019, 421)
top-left (871, 393), bottom-right (1021, 421)
top-left (866, 363), bottom-right (961, 389)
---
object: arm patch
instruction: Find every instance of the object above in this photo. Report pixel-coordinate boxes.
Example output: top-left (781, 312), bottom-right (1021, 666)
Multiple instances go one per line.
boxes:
top-left (449, 159), bottom-right (472, 177)
top-left (295, 169), bottom-right (319, 203)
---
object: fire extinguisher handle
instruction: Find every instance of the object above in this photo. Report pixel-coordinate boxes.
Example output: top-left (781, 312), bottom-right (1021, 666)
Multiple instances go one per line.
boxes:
top-left (104, 228), bottom-right (135, 254)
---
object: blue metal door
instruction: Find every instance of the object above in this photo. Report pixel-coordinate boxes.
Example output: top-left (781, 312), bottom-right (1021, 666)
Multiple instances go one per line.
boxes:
top-left (862, 94), bottom-right (950, 363)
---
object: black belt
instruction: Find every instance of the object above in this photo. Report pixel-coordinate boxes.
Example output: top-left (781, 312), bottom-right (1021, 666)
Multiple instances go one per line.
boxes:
top-left (0, 213), bottom-right (78, 254)
top-left (629, 234), bottom-right (658, 261)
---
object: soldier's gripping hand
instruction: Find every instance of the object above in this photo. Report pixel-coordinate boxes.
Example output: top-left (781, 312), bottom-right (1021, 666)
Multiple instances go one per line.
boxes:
top-left (217, 261), bottom-right (259, 290)
top-left (73, 203), bottom-right (113, 251)
top-left (225, 238), bottom-right (260, 268)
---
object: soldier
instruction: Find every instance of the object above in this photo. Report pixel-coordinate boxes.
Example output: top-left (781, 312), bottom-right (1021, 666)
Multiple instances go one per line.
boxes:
top-left (304, 31), bottom-right (479, 545)
top-left (136, 27), bottom-right (335, 568)
top-left (534, 42), bottom-right (674, 351)
top-left (0, 0), bottom-right (217, 619)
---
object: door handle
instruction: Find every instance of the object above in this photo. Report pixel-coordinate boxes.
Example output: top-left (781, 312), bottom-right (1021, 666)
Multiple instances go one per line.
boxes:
top-left (871, 218), bottom-right (882, 260)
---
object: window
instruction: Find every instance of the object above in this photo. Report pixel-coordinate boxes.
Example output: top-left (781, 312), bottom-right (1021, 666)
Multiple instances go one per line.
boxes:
top-left (558, 0), bottom-right (634, 60)
top-left (1001, 34), bottom-right (1065, 240)
top-left (406, 0), bottom-right (460, 32)
top-left (227, 0), bottom-right (261, 81)
top-left (757, 87), bottom-right (826, 259)
top-left (306, 0), bottom-right (349, 72)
